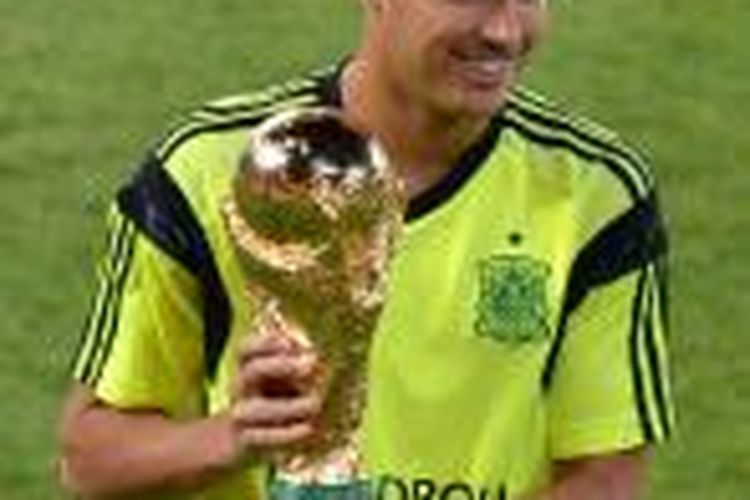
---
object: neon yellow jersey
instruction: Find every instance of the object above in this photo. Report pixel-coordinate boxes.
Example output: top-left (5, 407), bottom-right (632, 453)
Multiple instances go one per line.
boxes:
top-left (72, 64), bottom-right (674, 499)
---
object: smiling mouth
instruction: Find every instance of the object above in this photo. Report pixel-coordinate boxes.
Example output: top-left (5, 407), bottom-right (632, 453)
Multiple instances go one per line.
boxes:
top-left (454, 55), bottom-right (516, 89)
top-left (449, 43), bottom-right (519, 84)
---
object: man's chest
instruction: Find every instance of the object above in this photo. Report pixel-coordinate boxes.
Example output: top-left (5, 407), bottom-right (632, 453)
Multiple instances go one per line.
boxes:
top-left (379, 147), bottom-right (579, 363)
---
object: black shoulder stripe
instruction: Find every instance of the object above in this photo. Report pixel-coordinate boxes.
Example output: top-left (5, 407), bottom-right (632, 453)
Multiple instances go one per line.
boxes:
top-left (156, 84), bottom-right (323, 165)
top-left (506, 94), bottom-right (652, 193)
top-left (116, 156), bottom-right (230, 379)
top-left (542, 193), bottom-right (668, 389)
top-left (503, 114), bottom-right (642, 200)
top-left (200, 63), bottom-right (340, 117)
top-left (199, 79), bottom-right (319, 117)
top-left (157, 115), bottom-right (268, 167)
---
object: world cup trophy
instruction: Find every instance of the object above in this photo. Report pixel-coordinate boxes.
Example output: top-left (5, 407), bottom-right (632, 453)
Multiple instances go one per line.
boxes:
top-left (222, 107), bottom-right (404, 499)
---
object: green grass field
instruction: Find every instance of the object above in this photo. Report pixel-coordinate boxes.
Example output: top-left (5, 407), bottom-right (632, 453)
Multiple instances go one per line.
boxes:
top-left (1, 0), bottom-right (748, 498)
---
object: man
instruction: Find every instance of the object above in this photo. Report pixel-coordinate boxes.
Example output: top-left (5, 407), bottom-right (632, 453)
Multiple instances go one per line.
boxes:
top-left (59, 0), bottom-right (674, 498)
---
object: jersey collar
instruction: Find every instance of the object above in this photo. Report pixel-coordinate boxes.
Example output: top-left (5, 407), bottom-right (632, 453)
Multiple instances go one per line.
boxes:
top-left (315, 58), bottom-right (505, 223)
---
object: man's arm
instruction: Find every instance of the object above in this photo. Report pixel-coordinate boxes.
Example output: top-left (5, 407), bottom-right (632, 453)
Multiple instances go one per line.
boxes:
top-left (58, 332), bottom-right (322, 498)
top-left (542, 189), bottom-right (673, 499)
top-left (58, 384), bottom-right (241, 498)
top-left (530, 448), bottom-right (649, 500)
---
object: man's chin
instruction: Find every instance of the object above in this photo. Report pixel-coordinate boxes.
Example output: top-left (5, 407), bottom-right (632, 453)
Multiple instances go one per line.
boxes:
top-left (447, 64), bottom-right (517, 113)
top-left (446, 86), bottom-right (511, 121)
top-left (416, 79), bottom-right (511, 123)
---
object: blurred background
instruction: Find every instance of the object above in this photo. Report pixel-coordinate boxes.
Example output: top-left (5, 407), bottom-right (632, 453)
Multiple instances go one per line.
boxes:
top-left (0, 0), bottom-right (747, 498)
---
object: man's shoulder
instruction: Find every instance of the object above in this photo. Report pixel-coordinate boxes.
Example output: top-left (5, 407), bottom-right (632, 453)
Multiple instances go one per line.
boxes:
top-left (152, 64), bottom-right (339, 166)
top-left (504, 86), bottom-right (655, 201)
top-left (111, 65), bottom-right (340, 274)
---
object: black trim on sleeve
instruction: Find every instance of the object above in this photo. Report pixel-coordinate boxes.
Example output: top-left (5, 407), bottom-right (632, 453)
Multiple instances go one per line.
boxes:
top-left (563, 193), bottom-right (667, 316)
top-left (541, 193), bottom-right (668, 389)
top-left (629, 269), bottom-right (656, 441)
top-left (91, 227), bottom-right (137, 384)
top-left (116, 155), bottom-right (231, 379)
top-left (642, 270), bottom-right (671, 439)
top-left (74, 215), bottom-right (136, 384)
top-left (117, 156), bottom-right (204, 274)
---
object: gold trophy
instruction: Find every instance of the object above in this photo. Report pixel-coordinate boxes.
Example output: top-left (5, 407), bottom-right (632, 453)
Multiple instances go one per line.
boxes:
top-left (222, 107), bottom-right (403, 499)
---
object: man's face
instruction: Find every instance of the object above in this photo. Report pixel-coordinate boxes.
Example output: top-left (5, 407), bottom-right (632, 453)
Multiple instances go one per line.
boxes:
top-left (367, 0), bottom-right (547, 119)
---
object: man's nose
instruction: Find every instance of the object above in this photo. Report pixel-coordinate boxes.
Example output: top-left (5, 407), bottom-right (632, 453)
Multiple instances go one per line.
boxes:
top-left (479, 1), bottom-right (525, 49)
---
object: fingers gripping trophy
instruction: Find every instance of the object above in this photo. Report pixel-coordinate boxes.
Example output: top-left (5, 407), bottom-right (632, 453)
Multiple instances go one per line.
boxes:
top-left (222, 107), bottom-right (404, 499)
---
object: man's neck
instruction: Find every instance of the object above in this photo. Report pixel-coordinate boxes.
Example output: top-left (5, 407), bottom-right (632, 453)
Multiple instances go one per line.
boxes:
top-left (339, 55), bottom-right (491, 198)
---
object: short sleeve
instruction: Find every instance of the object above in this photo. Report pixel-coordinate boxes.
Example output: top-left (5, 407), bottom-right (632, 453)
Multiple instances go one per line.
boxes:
top-left (72, 205), bottom-right (206, 417)
top-left (71, 153), bottom-right (232, 418)
top-left (545, 194), bottom-right (675, 459)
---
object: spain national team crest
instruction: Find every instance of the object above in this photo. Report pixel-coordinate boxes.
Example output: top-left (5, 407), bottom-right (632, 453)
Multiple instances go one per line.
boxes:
top-left (474, 255), bottom-right (552, 343)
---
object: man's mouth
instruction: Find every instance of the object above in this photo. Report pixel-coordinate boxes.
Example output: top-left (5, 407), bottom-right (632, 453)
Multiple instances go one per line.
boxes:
top-left (454, 54), bottom-right (516, 89)
top-left (447, 42), bottom-right (521, 87)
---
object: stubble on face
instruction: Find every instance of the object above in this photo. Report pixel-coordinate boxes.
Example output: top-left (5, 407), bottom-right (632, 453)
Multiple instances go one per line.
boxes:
top-left (367, 0), bottom-right (546, 121)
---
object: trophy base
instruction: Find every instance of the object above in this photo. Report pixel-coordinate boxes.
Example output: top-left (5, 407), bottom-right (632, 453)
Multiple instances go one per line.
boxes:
top-left (270, 478), bottom-right (373, 500)
top-left (270, 440), bottom-right (371, 500)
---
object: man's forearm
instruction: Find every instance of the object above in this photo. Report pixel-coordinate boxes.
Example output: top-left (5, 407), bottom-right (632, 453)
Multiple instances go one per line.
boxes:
top-left (530, 449), bottom-right (648, 500)
top-left (59, 386), bottom-right (243, 498)
top-left (532, 471), bottom-right (640, 500)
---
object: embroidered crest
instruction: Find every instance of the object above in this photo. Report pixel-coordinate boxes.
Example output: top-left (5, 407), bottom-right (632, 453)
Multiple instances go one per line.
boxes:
top-left (474, 255), bottom-right (551, 343)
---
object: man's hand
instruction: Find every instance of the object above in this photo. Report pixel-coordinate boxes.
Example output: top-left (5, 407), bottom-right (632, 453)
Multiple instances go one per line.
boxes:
top-left (58, 316), bottom-right (325, 498)
top-left (229, 318), bottom-right (325, 463)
